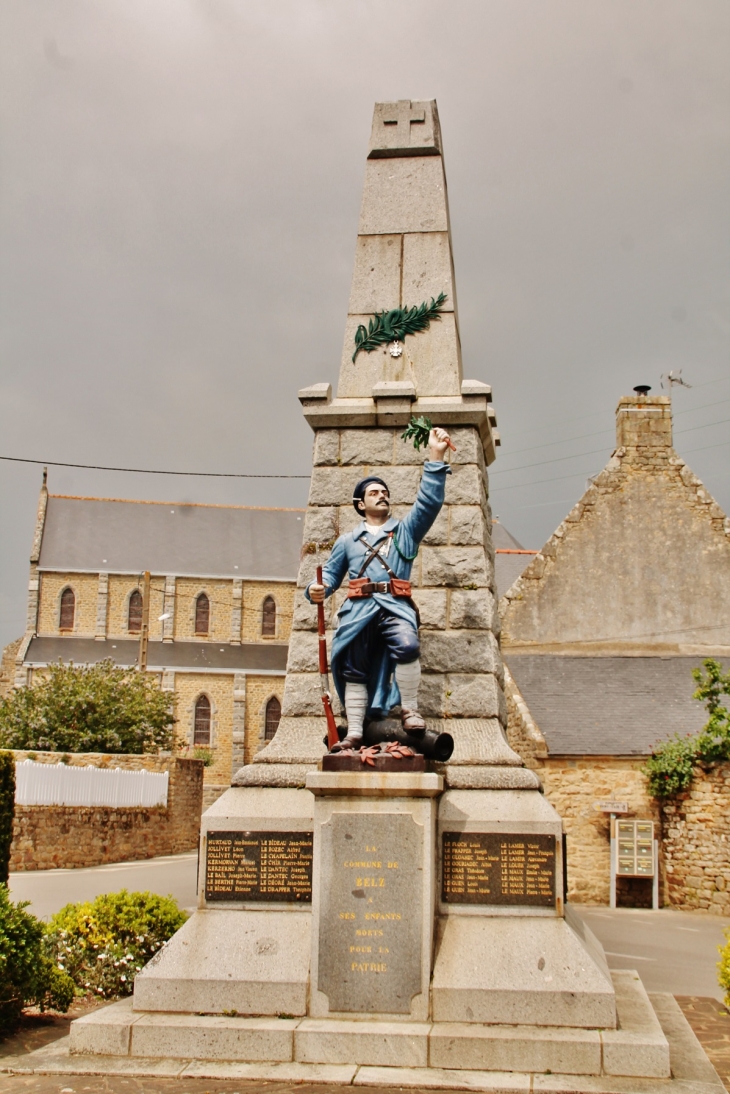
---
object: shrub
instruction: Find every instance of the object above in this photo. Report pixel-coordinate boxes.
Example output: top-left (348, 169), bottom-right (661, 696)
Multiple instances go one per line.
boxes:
top-left (0, 659), bottom-right (175, 754)
top-left (644, 659), bottom-right (730, 800)
top-left (0, 752), bottom-right (14, 886)
top-left (45, 890), bottom-right (187, 999)
top-left (718, 926), bottom-right (730, 1008)
top-left (0, 884), bottom-right (74, 1033)
top-left (644, 734), bottom-right (697, 799)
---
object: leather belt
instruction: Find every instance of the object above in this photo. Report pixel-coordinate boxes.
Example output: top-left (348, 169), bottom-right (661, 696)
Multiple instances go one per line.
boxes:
top-left (347, 578), bottom-right (412, 599)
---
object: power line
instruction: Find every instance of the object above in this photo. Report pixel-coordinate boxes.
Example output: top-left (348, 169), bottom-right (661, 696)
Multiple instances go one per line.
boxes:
top-left (0, 455), bottom-right (310, 479)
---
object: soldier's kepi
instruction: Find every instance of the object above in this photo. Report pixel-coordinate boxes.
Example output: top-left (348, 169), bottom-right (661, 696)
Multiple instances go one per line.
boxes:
top-left (306, 426), bottom-right (452, 750)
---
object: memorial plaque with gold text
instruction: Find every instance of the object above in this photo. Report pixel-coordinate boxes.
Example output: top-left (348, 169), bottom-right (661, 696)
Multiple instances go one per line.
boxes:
top-left (205, 830), bottom-right (313, 903)
top-left (441, 833), bottom-right (556, 906)
top-left (318, 812), bottom-right (422, 1014)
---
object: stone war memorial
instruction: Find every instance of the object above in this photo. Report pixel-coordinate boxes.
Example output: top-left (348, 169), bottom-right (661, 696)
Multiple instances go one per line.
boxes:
top-left (65, 102), bottom-right (721, 1091)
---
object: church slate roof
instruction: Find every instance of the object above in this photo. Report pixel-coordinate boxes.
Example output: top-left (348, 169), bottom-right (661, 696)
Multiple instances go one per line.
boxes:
top-left (24, 637), bottom-right (288, 674)
top-left (505, 654), bottom-right (728, 756)
top-left (38, 496), bottom-right (305, 580)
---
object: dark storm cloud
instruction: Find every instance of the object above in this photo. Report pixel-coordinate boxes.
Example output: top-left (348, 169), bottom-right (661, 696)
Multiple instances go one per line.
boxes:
top-left (1, 0), bottom-right (728, 644)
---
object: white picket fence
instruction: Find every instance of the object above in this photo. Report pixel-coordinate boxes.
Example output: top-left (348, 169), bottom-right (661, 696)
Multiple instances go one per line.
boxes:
top-left (15, 760), bottom-right (169, 808)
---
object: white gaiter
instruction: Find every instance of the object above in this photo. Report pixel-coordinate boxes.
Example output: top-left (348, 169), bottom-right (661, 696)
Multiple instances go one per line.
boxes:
top-left (395, 659), bottom-right (421, 711)
top-left (344, 682), bottom-right (368, 739)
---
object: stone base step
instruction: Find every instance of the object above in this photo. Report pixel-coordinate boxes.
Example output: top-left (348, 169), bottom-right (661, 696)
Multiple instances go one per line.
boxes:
top-left (67, 972), bottom-right (668, 1080)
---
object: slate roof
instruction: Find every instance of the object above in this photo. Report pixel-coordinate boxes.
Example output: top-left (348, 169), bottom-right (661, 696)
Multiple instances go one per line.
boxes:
top-left (492, 520), bottom-right (537, 599)
top-left (505, 654), bottom-right (729, 756)
top-left (24, 637), bottom-right (288, 674)
top-left (38, 496), bottom-right (305, 580)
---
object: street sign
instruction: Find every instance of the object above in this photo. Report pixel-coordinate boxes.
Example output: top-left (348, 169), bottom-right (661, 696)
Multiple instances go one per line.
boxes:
top-left (594, 801), bottom-right (629, 814)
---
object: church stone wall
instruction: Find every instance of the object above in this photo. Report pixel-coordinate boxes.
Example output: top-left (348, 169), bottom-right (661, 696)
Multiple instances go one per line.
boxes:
top-left (244, 673), bottom-right (286, 765)
top-left (174, 578), bottom-right (233, 642)
top-left (174, 671), bottom-right (234, 785)
top-left (37, 572), bottom-right (98, 636)
top-left (241, 581), bottom-right (295, 644)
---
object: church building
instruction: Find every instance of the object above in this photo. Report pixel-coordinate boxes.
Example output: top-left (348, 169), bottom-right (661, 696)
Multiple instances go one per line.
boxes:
top-left (13, 478), bottom-right (303, 807)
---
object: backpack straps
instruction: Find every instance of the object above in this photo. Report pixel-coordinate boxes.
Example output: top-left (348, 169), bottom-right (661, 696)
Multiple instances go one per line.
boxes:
top-left (356, 532), bottom-right (397, 580)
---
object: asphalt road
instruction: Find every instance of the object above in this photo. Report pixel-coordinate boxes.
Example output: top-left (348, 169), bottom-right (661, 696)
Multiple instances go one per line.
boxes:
top-left (9, 853), bottom-right (729, 1000)
top-left (8, 852), bottom-right (200, 919)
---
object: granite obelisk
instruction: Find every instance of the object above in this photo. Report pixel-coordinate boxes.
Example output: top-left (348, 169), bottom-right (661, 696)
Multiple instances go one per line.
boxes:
top-left (237, 98), bottom-right (536, 792)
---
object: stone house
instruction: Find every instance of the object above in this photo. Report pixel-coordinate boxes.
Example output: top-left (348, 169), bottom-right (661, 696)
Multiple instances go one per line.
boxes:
top-left (501, 390), bottom-right (730, 905)
top-left (12, 479), bottom-right (304, 808)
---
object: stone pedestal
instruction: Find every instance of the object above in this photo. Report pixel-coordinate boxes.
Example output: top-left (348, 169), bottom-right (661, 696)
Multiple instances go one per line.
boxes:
top-left (307, 771), bottom-right (441, 1022)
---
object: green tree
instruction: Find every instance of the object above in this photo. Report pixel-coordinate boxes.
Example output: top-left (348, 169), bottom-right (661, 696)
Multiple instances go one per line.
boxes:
top-left (644, 659), bottom-right (730, 799)
top-left (693, 659), bottom-right (730, 764)
top-left (0, 660), bottom-right (175, 754)
top-left (0, 753), bottom-right (14, 886)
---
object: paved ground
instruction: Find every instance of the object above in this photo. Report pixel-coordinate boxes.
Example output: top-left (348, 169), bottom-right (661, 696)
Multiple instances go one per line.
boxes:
top-left (0, 1000), bottom-right (728, 1094)
top-left (679, 996), bottom-right (730, 1091)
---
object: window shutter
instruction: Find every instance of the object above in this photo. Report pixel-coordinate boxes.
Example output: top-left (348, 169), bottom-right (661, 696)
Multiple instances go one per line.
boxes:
top-left (59, 588), bottom-right (75, 630)
top-left (194, 695), bottom-right (211, 745)
top-left (264, 696), bottom-right (281, 741)
top-left (262, 596), bottom-right (276, 637)
top-left (195, 593), bottom-right (210, 635)
top-left (128, 589), bottom-right (143, 633)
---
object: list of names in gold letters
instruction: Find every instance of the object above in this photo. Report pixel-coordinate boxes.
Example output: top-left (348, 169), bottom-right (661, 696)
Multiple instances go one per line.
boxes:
top-left (442, 832), bottom-right (556, 907)
top-left (205, 830), bottom-right (313, 903)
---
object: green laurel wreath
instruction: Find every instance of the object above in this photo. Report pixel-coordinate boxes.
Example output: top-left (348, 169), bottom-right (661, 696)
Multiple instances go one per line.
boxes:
top-left (352, 292), bottom-right (447, 363)
top-left (400, 415), bottom-right (433, 451)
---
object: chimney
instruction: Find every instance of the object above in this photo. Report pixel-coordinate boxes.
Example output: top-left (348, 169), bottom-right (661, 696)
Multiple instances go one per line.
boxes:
top-left (615, 386), bottom-right (673, 459)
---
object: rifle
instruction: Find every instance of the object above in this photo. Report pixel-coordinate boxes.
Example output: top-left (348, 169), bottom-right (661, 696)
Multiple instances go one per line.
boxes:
top-left (316, 565), bottom-right (340, 751)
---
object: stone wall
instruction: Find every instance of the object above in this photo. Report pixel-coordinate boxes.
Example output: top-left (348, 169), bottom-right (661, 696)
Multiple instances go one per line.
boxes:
top-left (662, 765), bottom-right (730, 915)
top-left (38, 572), bottom-right (295, 646)
top-left (0, 637), bottom-right (22, 698)
top-left (244, 673), bottom-right (286, 765)
top-left (37, 572), bottom-right (98, 636)
top-left (9, 754), bottom-right (203, 871)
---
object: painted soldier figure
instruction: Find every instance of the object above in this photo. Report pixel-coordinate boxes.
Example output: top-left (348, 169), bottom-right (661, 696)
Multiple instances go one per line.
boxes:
top-left (307, 427), bottom-right (452, 750)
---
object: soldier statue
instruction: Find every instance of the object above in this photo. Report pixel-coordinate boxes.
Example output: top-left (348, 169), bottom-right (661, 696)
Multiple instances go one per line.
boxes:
top-left (307, 427), bottom-right (452, 750)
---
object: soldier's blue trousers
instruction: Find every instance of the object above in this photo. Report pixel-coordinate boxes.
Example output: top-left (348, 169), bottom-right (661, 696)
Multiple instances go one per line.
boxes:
top-left (339, 607), bottom-right (420, 684)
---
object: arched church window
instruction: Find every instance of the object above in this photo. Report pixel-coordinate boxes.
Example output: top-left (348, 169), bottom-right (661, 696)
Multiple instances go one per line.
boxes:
top-left (262, 596), bottom-right (277, 637)
top-left (195, 593), bottom-right (209, 635)
top-left (194, 695), bottom-right (211, 745)
top-left (128, 589), bottom-right (143, 633)
top-left (264, 696), bottom-right (281, 741)
top-left (59, 588), bottom-right (75, 631)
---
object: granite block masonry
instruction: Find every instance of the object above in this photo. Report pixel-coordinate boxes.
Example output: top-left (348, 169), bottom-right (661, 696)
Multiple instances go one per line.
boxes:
top-left (236, 97), bottom-right (525, 793)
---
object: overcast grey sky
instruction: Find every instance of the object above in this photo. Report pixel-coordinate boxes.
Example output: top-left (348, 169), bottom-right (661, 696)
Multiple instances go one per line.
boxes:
top-left (1, 0), bottom-right (728, 649)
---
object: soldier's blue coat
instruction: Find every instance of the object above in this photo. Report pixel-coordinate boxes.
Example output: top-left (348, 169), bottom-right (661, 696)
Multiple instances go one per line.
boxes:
top-left (305, 461), bottom-right (450, 718)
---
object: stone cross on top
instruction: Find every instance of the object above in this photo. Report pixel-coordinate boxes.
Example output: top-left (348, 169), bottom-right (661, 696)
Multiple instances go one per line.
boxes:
top-left (368, 99), bottom-right (442, 158)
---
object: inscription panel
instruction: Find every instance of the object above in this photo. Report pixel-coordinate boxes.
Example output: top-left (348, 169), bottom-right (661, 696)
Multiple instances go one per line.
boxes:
top-left (318, 812), bottom-right (422, 1014)
top-left (205, 830), bottom-right (313, 903)
top-left (442, 832), bottom-right (556, 907)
